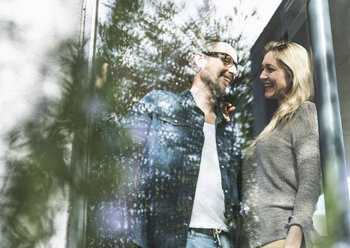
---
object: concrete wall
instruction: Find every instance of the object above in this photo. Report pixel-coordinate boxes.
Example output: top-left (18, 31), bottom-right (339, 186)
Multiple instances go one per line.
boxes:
top-left (329, 0), bottom-right (350, 173)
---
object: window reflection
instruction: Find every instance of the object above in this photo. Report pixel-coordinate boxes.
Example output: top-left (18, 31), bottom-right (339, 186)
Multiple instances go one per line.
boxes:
top-left (87, 0), bottom-right (254, 247)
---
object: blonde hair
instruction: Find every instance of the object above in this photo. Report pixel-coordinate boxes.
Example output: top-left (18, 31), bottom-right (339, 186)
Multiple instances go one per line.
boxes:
top-left (255, 41), bottom-right (314, 142)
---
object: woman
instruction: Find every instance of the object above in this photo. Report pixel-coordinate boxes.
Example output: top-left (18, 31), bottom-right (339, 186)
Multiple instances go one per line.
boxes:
top-left (243, 41), bottom-right (321, 248)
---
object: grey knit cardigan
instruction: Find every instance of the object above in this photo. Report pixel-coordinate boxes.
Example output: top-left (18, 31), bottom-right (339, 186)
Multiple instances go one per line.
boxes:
top-left (241, 101), bottom-right (321, 247)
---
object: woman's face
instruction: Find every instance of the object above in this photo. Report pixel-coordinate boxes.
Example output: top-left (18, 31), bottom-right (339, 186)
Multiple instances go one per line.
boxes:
top-left (260, 51), bottom-right (292, 105)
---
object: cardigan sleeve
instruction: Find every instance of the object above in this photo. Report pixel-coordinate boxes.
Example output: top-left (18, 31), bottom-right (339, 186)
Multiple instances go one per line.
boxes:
top-left (289, 101), bottom-right (322, 247)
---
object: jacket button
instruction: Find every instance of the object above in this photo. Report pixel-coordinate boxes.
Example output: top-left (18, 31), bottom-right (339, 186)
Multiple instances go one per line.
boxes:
top-left (183, 222), bottom-right (188, 226)
top-left (224, 190), bottom-right (228, 194)
top-left (188, 196), bottom-right (193, 201)
top-left (221, 165), bottom-right (225, 169)
top-left (218, 143), bottom-right (222, 147)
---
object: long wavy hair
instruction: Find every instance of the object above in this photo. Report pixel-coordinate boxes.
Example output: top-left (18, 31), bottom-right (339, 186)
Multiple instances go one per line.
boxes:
top-left (255, 41), bottom-right (314, 142)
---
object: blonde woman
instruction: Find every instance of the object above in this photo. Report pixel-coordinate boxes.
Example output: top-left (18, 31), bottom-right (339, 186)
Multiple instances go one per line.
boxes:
top-left (251, 41), bottom-right (321, 248)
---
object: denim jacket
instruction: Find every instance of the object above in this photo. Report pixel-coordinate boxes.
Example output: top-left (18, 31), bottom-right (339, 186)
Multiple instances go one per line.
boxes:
top-left (119, 89), bottom-right (240, 247)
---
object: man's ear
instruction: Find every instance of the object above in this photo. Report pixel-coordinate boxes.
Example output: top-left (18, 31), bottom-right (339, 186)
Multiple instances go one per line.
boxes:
top-left (194, 52), bottom-right (207, 68)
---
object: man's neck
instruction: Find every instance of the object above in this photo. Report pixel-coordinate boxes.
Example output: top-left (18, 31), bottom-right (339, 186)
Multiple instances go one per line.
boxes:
top-left (190, 78), bottom-right (217, 124)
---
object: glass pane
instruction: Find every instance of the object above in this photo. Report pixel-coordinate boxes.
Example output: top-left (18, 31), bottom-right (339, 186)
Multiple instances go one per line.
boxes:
top-left (87, 0), bottom-right (254, 246)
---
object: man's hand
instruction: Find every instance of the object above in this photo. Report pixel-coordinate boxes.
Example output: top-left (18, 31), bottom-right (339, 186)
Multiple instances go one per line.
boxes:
top-left (95, 63), bottom-right (108, 88)
top-left (221, 102), bottom-right (236, 122)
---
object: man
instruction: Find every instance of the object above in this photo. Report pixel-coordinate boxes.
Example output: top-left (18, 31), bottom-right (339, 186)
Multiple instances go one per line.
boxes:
top-left (119, 41), bottom-right (240, 248)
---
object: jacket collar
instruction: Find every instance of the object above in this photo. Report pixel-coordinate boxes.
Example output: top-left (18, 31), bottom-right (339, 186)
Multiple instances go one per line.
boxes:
top-left (180, 89), bottom-right (226, 125)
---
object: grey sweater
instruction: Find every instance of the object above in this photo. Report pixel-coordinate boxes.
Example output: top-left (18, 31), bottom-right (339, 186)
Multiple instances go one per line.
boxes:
top-left (245, 101), bottom-right (321, 247)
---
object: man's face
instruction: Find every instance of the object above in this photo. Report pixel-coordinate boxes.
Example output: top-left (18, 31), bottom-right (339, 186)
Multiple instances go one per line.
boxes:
top-left (200, 42), bottom-right (238, 97)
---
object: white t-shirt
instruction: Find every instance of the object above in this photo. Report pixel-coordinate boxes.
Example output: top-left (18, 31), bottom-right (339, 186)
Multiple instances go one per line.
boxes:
top-left (189, 122), bottom-right (228, 231)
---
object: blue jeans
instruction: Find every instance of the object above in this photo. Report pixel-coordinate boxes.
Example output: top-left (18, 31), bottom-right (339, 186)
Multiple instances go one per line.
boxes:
top-left (185, 230), bottom-right (232, 248)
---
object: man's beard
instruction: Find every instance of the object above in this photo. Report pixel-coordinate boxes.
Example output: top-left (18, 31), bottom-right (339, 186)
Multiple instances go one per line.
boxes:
top-left (202, 70), bottom-right (230, 98)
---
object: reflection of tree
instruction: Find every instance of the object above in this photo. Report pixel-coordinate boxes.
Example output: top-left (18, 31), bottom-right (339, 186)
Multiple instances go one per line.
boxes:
top-left (0, 43), bottom-right (87, 247)
top-left (89, 0), bottom-right (255, 247)
top-left (96, 0), bottom-right (189, 118)
top-left (96, 0), bottom-right (254, 142)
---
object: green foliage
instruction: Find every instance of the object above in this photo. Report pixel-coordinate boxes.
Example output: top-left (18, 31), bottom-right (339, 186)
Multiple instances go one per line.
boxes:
top-left (0, 42), bottom-right (88, 248)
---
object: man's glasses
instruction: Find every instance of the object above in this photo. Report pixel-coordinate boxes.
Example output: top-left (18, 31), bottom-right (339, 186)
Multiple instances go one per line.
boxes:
top-left (202, 51), bottom-right (237, 68)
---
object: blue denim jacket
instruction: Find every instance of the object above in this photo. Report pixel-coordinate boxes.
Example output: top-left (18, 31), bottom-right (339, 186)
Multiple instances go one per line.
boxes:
top-left (120, 89), bottom-right (240, 247)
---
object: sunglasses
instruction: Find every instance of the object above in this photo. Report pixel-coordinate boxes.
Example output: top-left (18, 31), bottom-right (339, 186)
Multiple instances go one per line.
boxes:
top-left (202, 51), bottom-right (237, 68)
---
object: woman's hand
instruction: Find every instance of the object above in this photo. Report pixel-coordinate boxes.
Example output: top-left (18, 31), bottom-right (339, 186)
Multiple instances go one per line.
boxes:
top-left (283, 225), bottom-right (303, 248)
top-left (221, 102), bottom-right (236, 122)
